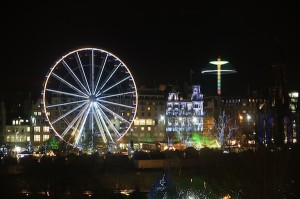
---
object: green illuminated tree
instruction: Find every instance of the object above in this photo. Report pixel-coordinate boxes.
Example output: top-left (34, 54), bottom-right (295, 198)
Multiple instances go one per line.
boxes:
top-left (49, 135), bottom-right (59, 150)
top-left (191, 133), bottom-right (217, 148)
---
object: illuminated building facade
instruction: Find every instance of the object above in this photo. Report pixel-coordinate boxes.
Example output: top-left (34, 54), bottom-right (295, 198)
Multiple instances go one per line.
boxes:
top-left (31, 99), bottom-right (51, 145)
top-left (4, 118), bottom-right (31, 147)
top-left (2, 92), bottom-right (32, 149)
top-left (127, 86), bottom-right (166, 143)
top-left (2, 95), bottom-right (51, 150)
top-left (221, 91), bottom-right (299, 147)
top-left (254, 63), bottom-right (295, 146)
top-left (221, 96), bottom-right (265, 146)
top-left (287, 91), bottom-right (299, 143)
top-left (0, 102), bottom-right (5, 144)
top-left (165, 85), bottom-right (204, 134)
top-left (201, 96), bottom-right (218, 136)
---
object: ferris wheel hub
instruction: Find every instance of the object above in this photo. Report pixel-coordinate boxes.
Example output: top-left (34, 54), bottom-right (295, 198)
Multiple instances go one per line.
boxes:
top-left (89, 95), bottom-right (97, 102)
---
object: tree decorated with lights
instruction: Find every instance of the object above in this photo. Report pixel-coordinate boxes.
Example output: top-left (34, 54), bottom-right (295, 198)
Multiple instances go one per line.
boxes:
top-left (49, 135), bottom-right (59, 150)
top-left (214, 110), bottom-right (238, 149)
top-left (148, 171), bottom-right (177, 199)
top-left (27, 141), bottom-right (33, 153)
top-left (191, 132), bottom-right (219, 149)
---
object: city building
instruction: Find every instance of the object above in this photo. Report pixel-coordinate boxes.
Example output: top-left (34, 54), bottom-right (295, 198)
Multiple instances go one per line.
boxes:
top-left (31, 99), bottom-right (51, 147)
top-left (165, 85), bottom-right (204, 135)
top-left (125, 85), bottom-right (167, 144)
top-left (1, 84), bottom-right (299, 152)
top-left (221, 95), bottom-right (266, 147)
top-left (2, 94), bottom-right (51, 151)
top-left (0, 101), bottom-right (6, 145)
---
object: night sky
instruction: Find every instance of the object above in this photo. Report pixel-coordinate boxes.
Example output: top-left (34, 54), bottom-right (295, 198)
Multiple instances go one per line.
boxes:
top-left (1, 1), bottom-right (299, 100)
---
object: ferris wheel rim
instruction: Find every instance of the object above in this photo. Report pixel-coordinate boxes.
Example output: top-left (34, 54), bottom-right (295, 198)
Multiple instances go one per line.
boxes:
top-left (41, 47), bottom-right (138, 147)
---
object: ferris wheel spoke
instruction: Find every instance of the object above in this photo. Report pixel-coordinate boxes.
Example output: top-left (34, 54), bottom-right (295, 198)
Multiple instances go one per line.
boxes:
top-left (60, 103), bottom-right (90, 138)
top-left (99, 76), bottom-right (131, 95)
top-left (92, 107), bottom-right (108, 143)
top-left (90, 108), bottom-right (94, 139)
top-left (94, 105), bottom-right (114, 142)
top-left (51, 72), bottom-right (89, 97)
top-left (46, 99), bottom-right (88, 108)
top-left (52, 101), bottom-right (88, 124)
top-left (61, 62), bottom-right (85, 92)
top-left (97, 105), bottom-right (121, 138)
top-left (97, 99), bottom-right (135, 109)
top-left (96, 102), bottom-right (131, 125)
top-left (90, 49), bottom-right (95, 94)
top-left (74, 105), bottom-right (92, 146)
top-left (67, 107), bottom-right (88, 146)
top-left (62, 60), bottom-right (90, 95)
top-left (97, 91), bottom-right (135, 99)
top-left (94, 54), bottom-right (108, 95)
top-left (98, 63), bottom-right (122, 91)
top-left (66, 112), bottom-right (84, 145)
top-left (75, 52), bottom-right (91, 95)
top-left (46, 88), bottom-right (88, 99)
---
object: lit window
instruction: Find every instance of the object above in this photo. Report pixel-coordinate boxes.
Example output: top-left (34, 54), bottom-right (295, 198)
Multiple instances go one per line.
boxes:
top-left (148, 127), bottom-right (151, 131)
top-left (27, 136), bottom-right (30, 141)
top-left (134, 119), bottom-right (140, 125)
top-left (38, 112), bottom-right (41, 116)
top-left (141, 127), bottom-right (144, 131)
top-left (34, 126), bottom-right (41, 132)
top-left (293, 138), bottom-right (297, 143)
top-left (147, 107), bottom-right (151, 111)
top-left (34, 112), bottom-right (38, 115)
top-left (34, 135), bottom-right (41, 142)
top-left (27, 127), bottom-right (30, 132)
top-left (146, 119), bottom-right (152, 125)
top-left (43, 126), bottom-right (50, 132)
top-left (140, 119), bottom-right (145, 125)
top-left (43, 135), bottom-right (50, 141)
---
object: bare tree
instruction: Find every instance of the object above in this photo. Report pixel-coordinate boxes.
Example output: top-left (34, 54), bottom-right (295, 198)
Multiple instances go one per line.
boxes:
top-left (214, 110), bottom-right (238, 149)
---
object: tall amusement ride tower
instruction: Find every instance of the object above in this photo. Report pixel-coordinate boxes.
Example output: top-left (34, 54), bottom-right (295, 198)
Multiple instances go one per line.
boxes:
top-left (201, 57), bottom-right (237, 95)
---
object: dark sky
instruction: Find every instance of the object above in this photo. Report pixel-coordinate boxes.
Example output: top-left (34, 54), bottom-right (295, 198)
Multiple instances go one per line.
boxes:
top-left (1, 1), bottom-right (299, 100)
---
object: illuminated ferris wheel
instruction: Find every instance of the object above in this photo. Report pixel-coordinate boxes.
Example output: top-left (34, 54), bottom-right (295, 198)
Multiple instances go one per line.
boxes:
top-left (41, 48), bottom-right (138, 148)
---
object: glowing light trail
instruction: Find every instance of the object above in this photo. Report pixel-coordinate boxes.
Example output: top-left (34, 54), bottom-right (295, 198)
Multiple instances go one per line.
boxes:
top-left (201, 56), bottom-right (236, 95)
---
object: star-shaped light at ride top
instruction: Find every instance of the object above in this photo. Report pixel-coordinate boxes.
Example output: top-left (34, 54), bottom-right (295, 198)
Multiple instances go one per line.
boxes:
top-left (201, 56), bottom-right (237, 95)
